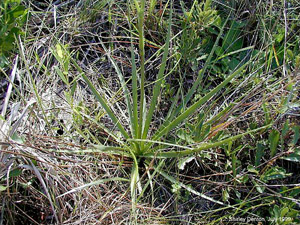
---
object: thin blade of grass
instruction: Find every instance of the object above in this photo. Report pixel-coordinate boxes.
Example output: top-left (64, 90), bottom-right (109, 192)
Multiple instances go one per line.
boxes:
top-left (142, 2), bottom-right (172, 140)
top-left (151, 15), bottom-right (230, 138)
top-left (100, 41), bottom-right (135, 138)
top-left (71, 58), bottom-right (130, 139)
top-left (180, 15), bottom-right (230, 112)
top-left (215, 46), bottom-right (255, 61)
top-left (1, 56), bottom-right (18, 119)
top-left (73, 110), bottom-right (123, 144)
top-left (131, 27), bottom-right (139, 139)
top-left (136, 159), bottom-right (165, 202)
top-left (128, 138), bottom-right (193, 150)
top-left (18, 38), bottom-right (51, 127)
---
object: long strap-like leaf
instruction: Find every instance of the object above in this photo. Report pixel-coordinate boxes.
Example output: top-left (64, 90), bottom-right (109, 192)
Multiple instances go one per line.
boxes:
top-left (151, 15), bottom-right (230, 139)
top-left (142, 2), bottom-right (173, 140)
top-left (100, 42), bottom-right (135, 138)
top-left (136, 0), bottom-right (146, 139)
top-left (130, 24), bottom-right (139, 139)
top-left (71, 59), bottom-right (130, 139)
top-left (179, 15), bottom-right (230, 115)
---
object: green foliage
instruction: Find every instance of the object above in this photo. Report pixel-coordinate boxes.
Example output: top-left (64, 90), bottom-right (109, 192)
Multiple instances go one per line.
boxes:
top-left (178, 0), bottom-right (221, 68)
top-left (51, 43), bottom-right (78, 104)
top-left (269, 129), bottom-right (280, 158)
top-left (0, 0), bottom-right (28, 68)
top-left (261, 166), bottom-right (292, 182)
top-left (50, 1), bottom-right (272, 215)
top-left (210, 20), bottom-right (250, 75)
top-left (13, 0), bottom-right (299, 223)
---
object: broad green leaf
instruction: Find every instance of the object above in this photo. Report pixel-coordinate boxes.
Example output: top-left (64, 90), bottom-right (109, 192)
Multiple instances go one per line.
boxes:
top-left (56, 44), bottom-right (63, 59)
top-left (281, 148), bottom-right (300, 162)
top-left (176, 129), bottom-right (194, 144)
top-left (247, 165), bottom-right (259, 175)
top-left (252, 180), bottom-right (265, 194)
top-left (280, 207), bottom-right (289, 218)
top-left (178, 156), bottom-right (195, 170)
top-left (255, 142), bottom-right (265, 167)
top-left (269, 129), bottom-right (280, 157)
top-left (5, 0), bottom-right (21, 4)
top-left (273, 205), bottom-right (280, 218)
top-left (9, 168), bottom-right (22, 178)
top-left (222, 188), bottom-right (230, 202)
top-left (238, 174), bottom-right (249, 184)
top-left (11, 133), bottom-right (24, 143)
top-left (261, 166), bottom-right (292, 182)
top-left (10, 5), bottom-right (26, 18)
top-left (222, 20), bottom-right (244, 52)
top-left (0, 185), bottom-right (6, 191)
top-left (262, 102), bottom-right (271, 125)
top-left (234, 190), bottom-right (241, 199)
top-left (281, 119), bottom-right (290, 138)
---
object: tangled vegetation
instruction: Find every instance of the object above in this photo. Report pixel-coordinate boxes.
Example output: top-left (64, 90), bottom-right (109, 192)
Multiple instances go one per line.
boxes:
top-left (0, 0), bottom-right (299, 224)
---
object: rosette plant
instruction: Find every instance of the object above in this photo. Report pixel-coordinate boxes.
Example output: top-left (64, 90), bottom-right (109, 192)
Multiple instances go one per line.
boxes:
top-left (61, 0), bottom-right (269, 215)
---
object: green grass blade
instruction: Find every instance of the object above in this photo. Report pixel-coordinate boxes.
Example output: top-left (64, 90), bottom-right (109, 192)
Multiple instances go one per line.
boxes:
top-left (164, 88), bottom-right (181, 123)
top-left (131, 33), bottom-right (139, 139)
top-left (128, 138), bottom-right (193, 151)
top-left (144, 125), bottom-right (271, 158)
top-left (148, 59), bottom-right (251, 148)
top-left (151, 15), bottom-right (230, 138)
top-left (136, 0), bottom-right (146, 139)
top-left (129, 147), bottom-right (140, 220)
top-left (100, 41), bottom-right (135, 137)
top-left (142, 2), bottom-right (173, 140)
top-left (71, 59), bottom-right (130, 139)
top-left (215, 45), bottom-right (255, 61)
